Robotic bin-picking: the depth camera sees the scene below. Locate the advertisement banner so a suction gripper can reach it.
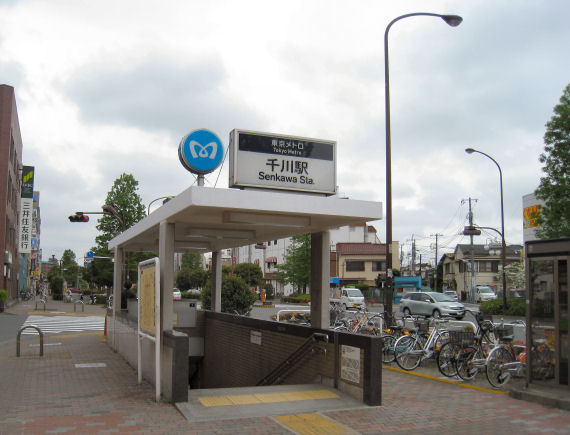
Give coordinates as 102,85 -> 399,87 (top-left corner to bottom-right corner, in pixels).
18,166 -> 35,253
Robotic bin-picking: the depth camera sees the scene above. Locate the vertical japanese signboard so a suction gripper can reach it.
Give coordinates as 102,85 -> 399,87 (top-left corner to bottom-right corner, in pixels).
229,129 -> 336,195
18,166 -> 34,253
137,257 -> 161,402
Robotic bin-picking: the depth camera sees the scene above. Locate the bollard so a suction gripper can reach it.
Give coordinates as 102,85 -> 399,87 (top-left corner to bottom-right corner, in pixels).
17,325 -> 43,357
35,298 -> 47,311
74,300 -> 85,313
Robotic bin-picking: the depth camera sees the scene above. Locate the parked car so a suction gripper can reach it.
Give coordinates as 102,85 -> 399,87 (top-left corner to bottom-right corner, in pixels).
173,288 -> 182,301
400,291 -> 465,319
330,287 -> 365,309
475,285 -> 497,303
443,290 -> 458,301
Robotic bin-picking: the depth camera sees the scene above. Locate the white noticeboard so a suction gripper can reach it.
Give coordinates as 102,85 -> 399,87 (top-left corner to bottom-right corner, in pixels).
137,257 -> 161,402
228,129 -> 337,195
340,345 -> 361,384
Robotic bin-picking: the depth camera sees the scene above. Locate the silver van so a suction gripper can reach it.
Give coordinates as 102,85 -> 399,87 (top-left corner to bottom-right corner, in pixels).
400,291 -> 465,319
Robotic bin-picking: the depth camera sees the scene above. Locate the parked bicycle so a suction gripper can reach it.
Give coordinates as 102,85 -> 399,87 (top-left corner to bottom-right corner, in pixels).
394,316 -> 452,371
436,310 -> 495,379
19,289 -> 33,301
485,323 -> 553,388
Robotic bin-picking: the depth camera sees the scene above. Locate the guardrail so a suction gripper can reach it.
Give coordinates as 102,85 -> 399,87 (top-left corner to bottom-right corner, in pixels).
276,309 -> 310,322
74,300 -> 85,312
17,325 -> 43,357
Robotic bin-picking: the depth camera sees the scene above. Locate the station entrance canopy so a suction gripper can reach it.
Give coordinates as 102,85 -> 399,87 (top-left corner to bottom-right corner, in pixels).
107,186 -> 382,254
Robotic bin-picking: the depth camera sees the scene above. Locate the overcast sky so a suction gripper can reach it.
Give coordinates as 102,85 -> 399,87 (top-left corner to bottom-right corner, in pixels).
1,0 -> 568,267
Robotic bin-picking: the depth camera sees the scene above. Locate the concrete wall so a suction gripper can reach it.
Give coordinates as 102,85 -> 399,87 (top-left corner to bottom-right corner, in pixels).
202,311 -> 382,405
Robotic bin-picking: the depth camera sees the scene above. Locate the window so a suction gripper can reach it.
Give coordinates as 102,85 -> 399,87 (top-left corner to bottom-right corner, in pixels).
346,261 -> 365,272
372,261 -> 386,271
478,261 -> 497,272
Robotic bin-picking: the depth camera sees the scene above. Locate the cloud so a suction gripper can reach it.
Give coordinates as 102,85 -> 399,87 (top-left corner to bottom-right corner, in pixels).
63,57 -> 261,136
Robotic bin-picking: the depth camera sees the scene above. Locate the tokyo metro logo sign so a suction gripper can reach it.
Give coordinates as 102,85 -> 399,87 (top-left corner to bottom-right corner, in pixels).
178,129 -> 224,175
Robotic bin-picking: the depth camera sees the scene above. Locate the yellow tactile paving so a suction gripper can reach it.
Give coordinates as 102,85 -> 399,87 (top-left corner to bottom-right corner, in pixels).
275,413 -> 353,434
198,396 -> 233,407
198,389 -> 340,407
227,395 -> 261,405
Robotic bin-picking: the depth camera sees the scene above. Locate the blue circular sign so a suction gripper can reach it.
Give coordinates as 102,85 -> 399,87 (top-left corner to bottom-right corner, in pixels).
178,129 -> 224,175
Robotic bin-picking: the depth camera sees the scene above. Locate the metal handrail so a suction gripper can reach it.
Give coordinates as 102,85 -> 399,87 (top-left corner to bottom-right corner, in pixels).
17,325 -> 43,357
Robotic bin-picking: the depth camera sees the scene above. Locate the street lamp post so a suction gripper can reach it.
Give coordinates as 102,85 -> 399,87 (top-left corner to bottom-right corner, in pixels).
465,148 -> 508,313
102,203 -> 130,309
384,12 -> 462,324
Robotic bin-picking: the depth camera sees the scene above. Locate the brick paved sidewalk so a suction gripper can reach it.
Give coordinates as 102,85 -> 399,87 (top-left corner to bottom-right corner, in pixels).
1,304 -> 570,434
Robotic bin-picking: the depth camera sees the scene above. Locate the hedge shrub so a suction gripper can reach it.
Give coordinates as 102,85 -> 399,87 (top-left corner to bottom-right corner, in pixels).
480,297 -> 525,316
282,293 -> 311,304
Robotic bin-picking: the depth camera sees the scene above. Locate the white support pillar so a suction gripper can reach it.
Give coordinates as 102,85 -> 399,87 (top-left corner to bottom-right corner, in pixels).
211,250 -> 222,312
311,231 -> 330,329
159,221 -> 175,331
112,246 -> 123,348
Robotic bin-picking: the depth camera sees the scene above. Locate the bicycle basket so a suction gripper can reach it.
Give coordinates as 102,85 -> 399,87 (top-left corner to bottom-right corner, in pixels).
449,331 -> 475,346
416,319 -> 429,334
495,325 -> 514,340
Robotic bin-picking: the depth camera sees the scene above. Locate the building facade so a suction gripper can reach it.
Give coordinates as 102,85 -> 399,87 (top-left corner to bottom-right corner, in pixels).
0,85 -> 23,300
441,243 -> 523,298
233,223 -> 398,296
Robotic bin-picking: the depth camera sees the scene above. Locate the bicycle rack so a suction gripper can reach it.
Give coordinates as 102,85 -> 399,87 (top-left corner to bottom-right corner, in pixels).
74,300 -> 85,312
35,298 -> 47,311
17,325 -> 44,357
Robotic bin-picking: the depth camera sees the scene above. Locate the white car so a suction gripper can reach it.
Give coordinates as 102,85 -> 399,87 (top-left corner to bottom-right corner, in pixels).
443,290 -> 458,301
173,288 -> 182,301
475,285 -> 497,303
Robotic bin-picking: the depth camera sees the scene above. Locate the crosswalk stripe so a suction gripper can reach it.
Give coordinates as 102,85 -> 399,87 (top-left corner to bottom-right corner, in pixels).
22,315 -> 105,335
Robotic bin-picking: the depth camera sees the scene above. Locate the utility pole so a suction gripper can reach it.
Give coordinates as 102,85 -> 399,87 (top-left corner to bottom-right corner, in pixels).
409,235 -> 416,276
431,233 -> 443,291
462,198 -> 478,302
418,254 -> 422,279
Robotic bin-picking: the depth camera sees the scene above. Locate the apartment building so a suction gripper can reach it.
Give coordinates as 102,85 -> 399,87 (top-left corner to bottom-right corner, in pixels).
0,85 -> 23,300
441,243 -> 523,296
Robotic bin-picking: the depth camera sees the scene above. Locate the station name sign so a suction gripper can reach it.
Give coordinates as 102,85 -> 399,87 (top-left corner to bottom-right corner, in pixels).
229,129 -> 336,195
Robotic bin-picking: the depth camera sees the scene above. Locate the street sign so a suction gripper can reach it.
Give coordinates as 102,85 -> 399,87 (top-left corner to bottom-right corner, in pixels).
463,226 -> 482,235
87,251 -> 94,259
178,129 -> 224,175
229,129 -> 337,195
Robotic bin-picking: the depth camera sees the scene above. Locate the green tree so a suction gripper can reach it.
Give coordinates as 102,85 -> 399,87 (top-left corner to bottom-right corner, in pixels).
233,262 -> 263,287
499,262 -> 525,290
181,253 -> 202,270
535,83 -> 570,238
94,173 -> 150,286
176,268 -> 206,290
274,234 -> 311,294
200,274 -> 257,315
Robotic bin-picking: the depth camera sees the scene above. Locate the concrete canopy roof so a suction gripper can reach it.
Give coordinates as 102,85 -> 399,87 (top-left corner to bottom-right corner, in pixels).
108,186 -> 382,254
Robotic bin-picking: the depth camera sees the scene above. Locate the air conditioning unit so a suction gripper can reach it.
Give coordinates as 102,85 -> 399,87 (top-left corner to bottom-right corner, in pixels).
4,250 -> 12,265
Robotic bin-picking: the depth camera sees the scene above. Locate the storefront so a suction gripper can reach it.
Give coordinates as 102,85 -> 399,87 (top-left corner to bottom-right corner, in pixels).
526,238 -> 569,388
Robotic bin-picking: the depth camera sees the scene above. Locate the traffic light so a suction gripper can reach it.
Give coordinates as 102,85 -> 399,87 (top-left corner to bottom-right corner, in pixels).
68,212 -> 89,222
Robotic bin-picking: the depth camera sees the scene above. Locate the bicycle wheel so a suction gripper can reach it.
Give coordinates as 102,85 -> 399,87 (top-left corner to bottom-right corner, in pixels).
395,335 -> 423,371
381,334 -> 396,364
456,347 -> 484,381
433,330 -> 450,354
437,342 -> 460,377
486,346 -> 514,388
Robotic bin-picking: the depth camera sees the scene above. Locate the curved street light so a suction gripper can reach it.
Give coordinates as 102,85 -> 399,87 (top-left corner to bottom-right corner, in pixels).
384,12 -> 463,324
465,147 -> 508,312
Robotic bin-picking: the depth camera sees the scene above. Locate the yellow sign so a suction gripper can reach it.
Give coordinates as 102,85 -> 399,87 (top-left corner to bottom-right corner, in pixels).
139,263 -> 156,335
523,205 -> 541,229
